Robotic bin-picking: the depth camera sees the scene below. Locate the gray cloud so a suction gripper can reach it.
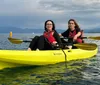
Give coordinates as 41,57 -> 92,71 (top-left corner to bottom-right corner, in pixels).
0,0 -> 100,30
38,0 -> 100,29
38,0 -> 100,11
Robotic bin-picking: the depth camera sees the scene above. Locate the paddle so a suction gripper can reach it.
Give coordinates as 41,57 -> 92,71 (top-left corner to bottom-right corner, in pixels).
8,32 -> 98,50
8,31 -> 100,43
8,37 -> 31,44
73,43 -> 97,50
61,36 -> 100,40
8,31 -> 31,44
8,36 -> 100,44
8,37 -> 97,50
82,36 -> 100,40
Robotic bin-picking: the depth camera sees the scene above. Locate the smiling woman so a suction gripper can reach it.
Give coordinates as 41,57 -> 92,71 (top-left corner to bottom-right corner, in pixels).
59,19 -> 84,49
28,20 -> 62,51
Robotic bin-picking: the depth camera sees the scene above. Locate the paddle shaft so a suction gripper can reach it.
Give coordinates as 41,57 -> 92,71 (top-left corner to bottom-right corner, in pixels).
82,37 -> 89,39
8,36 -> 100,43
62,37 -> 89,39
23,40 -> 31,42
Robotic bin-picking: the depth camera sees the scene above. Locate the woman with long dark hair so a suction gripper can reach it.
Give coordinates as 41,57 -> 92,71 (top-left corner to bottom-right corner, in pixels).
28,20 -> 62,51
59,19 -> 83,48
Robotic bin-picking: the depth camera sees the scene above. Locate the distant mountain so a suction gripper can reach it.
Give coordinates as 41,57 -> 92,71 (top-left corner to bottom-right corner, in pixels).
0,27 -> 65,33
84,28 -> 100,33
0,27 -> 44,33
0,26 -> 100,33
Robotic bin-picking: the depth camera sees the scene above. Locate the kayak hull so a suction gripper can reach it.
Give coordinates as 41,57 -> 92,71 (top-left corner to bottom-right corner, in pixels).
0,44 -> 98,69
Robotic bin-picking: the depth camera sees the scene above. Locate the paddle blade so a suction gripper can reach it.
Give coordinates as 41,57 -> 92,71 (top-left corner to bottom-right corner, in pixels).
74,43 -> 97,50
88,36 -> 100,40
8,38 -> 23,44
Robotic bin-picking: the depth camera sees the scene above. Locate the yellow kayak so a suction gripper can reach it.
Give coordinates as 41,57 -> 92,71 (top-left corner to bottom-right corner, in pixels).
0,43 -> 98,70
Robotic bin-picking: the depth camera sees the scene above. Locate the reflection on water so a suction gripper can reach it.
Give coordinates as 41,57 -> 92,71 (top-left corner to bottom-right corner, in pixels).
0,60 -> 88,85
0,33 -> 100,85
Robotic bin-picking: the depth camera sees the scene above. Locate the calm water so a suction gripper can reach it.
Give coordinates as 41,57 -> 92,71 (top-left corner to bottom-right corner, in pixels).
0,33 -> 100,85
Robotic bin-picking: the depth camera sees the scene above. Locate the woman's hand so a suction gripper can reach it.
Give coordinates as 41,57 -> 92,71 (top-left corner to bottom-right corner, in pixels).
73,32 -> 81,41
59,33 -> 62,37
73,35 -> 78,41
52,41 -> 57,46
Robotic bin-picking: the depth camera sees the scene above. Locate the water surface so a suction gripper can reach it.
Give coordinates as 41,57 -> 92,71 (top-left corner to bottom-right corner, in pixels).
0,33 -> 100,85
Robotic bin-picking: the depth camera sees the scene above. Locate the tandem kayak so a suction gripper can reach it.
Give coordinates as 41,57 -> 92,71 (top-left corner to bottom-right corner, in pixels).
0,43 -> 98,70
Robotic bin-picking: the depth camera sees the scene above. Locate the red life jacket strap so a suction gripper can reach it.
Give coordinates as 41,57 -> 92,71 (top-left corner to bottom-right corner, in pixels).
43,31 -> 56,43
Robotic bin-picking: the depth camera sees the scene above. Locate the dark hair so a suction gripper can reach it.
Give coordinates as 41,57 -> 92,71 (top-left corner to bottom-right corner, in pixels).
44,20 -> 55,31
68,19 -> 80,30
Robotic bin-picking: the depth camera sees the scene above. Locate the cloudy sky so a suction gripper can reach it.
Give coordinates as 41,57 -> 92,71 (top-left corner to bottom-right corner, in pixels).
0,0 -> 100,30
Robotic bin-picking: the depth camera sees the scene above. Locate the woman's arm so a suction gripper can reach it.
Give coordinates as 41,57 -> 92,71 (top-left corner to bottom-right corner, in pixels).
53,31 -> 62,44
61,30 -> 69,38
73,31 -> 81,40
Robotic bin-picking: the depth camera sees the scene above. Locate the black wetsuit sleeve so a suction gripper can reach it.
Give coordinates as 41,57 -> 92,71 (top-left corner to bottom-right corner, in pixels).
76,28 -> 81,33
61,30 -> 69,37
53,30 -> 62,44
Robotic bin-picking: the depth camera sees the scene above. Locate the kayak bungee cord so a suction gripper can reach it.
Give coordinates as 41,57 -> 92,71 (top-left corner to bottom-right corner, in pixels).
61,49 -> 68,68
